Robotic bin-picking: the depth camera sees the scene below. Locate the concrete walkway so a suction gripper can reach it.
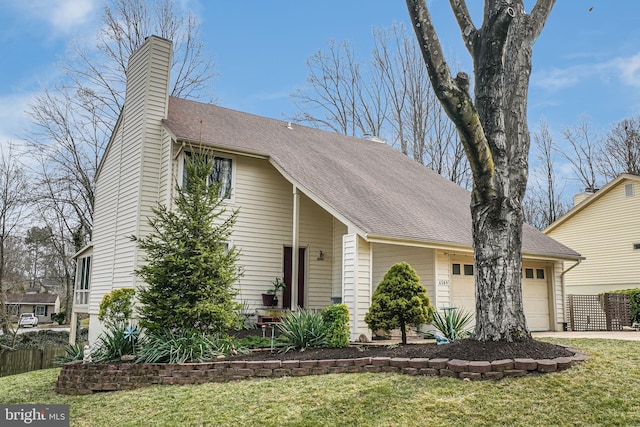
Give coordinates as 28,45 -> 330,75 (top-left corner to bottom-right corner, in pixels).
533,330 -> 640,341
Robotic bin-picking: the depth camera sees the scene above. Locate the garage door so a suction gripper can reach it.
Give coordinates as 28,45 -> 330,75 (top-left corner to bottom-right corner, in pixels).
449,261 -> 550,332
522,264 -> 550,331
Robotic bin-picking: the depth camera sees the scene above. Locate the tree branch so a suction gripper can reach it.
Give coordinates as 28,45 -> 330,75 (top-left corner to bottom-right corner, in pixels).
528,0 -> 556,40
448,0 -> 477,54
405,0 -> 495,199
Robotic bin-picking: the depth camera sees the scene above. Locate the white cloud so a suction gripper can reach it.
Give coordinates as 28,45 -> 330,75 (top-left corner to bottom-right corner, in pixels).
0,92 -> 36,146
13,0 -> 98,36
534,51 -> 640,92
532,65 -> 589,91
610,52 -> 640,88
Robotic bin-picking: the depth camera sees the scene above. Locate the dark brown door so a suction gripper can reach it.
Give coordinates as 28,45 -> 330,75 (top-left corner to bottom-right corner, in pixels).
283,247 -> 306,309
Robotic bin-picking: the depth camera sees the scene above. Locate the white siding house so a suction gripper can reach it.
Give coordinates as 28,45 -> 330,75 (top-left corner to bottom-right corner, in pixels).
75,36 -> 581,344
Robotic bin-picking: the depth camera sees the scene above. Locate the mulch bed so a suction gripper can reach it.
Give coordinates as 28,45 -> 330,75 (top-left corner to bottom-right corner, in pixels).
229,329 -> 575,362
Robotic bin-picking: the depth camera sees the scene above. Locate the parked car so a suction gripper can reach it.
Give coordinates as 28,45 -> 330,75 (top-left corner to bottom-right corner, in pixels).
18,313 -> 38,328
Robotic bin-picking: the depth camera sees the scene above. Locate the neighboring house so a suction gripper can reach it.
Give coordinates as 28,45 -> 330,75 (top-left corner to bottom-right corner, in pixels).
545,174 -> 640,296
5,293 -> 61,324
73,35 -> 581,344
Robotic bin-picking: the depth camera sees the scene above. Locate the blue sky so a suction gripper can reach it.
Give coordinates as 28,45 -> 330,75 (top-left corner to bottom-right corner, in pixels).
1,0 -> 639,186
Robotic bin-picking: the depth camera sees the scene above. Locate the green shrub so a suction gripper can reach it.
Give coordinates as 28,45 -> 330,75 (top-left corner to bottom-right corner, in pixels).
321,304 -> 350,348
91,324 -> 142,363
365,262 -> 435,345
98,288 -> 136,328
278,309 -> 328,350
136,331 -> 243,363
56,343 -> 84,365
606,289 -> 640,323
234,335 -> 286,349
428,308 -> 473,341
51,312 -> 66,325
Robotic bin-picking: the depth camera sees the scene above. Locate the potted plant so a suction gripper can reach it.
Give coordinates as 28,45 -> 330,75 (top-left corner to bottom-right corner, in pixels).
261,277 -> 286,307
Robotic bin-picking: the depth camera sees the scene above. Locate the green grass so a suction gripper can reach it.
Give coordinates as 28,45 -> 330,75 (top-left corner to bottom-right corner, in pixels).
2,339 -> 640,426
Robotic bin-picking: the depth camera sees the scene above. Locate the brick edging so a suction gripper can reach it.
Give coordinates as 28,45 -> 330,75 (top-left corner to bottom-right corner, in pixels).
54,347 -> 587,395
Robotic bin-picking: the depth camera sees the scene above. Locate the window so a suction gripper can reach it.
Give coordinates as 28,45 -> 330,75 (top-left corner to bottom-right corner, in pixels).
536,269 -> 545,279
35,306 -> 47,316
463,264 -> 474,276
7,304 -> 18,315
211,157 -> 233,199
452,263 -> 461,275
75,255 -> 91,305
625,183 -> 635,198
183,153 -> 233,199
634,243 -> 640,251
524,268 -> 534,279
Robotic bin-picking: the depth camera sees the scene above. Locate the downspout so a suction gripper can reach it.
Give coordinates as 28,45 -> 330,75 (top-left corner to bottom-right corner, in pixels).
560,259 -> 582,327
292,185 -> 300,310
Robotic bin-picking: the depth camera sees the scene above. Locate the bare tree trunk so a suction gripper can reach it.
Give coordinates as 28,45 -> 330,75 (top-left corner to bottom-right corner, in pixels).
407,0 -> 556,341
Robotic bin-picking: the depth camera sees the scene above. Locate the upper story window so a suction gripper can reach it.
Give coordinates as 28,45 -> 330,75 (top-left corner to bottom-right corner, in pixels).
75,255 -> 91,305
183,153 -> 233,200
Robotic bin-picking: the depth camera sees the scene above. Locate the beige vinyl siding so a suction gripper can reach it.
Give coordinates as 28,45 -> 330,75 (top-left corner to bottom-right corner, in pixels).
371,244 -> 435,303
342,234 -> 357,338
332,219 -> 348,299
298,193 -> 333,309
552,261 -> 565,329
547,179 -> 640,292
228,156 -> 293,307
90,37 -> 171,321
356,236 -> 372,338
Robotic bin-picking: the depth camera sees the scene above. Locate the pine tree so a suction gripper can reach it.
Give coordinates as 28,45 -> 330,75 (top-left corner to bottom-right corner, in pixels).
364,262 -> 434,344
133,150 -> 243,335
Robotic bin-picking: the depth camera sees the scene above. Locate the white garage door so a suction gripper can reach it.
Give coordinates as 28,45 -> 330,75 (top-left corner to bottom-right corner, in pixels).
522,264 -> 550,331
449,261 -> 550,332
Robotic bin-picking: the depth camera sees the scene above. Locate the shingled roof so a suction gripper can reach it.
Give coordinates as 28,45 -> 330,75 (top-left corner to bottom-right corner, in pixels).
5,293 -> 59,304
165,96 -> 580,260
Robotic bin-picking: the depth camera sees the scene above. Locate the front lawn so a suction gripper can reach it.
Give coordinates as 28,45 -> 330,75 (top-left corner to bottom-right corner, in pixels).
1,339 -> 639,426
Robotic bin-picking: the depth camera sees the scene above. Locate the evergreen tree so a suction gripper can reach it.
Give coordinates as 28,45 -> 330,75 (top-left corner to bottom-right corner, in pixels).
364,262 -> 434,344
133,151 -> 243,335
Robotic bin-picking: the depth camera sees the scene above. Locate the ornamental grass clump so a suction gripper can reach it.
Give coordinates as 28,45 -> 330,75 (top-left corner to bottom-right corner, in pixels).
136,330 -> 243,363
429,307 -> 473,341
278,309 -> 328,350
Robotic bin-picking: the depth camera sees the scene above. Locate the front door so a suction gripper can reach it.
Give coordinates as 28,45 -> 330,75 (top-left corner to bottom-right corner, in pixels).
283,247 -> 306,309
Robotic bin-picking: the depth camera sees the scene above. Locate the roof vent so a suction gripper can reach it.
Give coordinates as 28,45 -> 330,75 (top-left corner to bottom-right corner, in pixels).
363,133 -> 385,143
286,122 -> 293,130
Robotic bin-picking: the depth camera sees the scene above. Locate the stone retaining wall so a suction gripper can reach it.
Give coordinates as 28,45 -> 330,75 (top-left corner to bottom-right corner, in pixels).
55,349 -> 587,395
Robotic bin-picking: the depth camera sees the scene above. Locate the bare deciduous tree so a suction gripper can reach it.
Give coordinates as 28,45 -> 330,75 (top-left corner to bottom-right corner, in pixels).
599,116 -> 640,180
406,0 -> 555,341
293,24 -> 470,188
0,146 -> 28,336
24,0 -> 215,323
524,118 -> 567,229
560,115 -> 602,192
291,40 -> 385,137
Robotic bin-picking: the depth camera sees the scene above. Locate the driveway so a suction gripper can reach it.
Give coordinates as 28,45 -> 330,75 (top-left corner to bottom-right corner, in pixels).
533,330 -> 640,341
